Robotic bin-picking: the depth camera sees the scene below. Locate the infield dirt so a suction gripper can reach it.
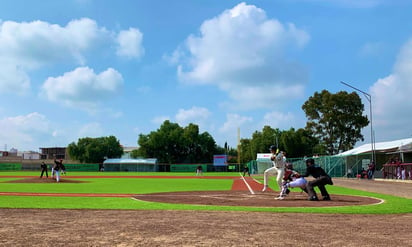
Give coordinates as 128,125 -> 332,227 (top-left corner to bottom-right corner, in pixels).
1,177 -> 411,246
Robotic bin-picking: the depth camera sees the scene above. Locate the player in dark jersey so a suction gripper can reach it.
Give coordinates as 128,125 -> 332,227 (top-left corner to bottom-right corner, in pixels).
301,158 -> 333,201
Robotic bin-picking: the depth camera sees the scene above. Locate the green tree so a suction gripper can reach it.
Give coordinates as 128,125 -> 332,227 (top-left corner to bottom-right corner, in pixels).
239,138 -> 252,163
280,128 -> 318,157
133,120 -> 219,164
238,126 -> 283,162
302,90 -> 369,155
68,136 -> 124,163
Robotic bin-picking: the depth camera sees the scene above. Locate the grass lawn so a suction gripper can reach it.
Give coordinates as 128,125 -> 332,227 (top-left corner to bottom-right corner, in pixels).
0,171 -> 411,214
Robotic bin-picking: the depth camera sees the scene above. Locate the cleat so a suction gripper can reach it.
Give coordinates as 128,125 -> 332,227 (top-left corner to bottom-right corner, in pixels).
262,185 -> 268,192
323,196 -> 331,201
309,196 -> 319,201
275,196 -> 284,200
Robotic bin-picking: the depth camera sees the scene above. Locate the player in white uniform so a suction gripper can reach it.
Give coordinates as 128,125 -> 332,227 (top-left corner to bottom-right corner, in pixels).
262,145 -> 286,192
275,163 -> 308,200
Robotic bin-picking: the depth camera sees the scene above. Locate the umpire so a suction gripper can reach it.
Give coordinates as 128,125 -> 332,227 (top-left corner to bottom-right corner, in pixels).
301,158 -> 333,201
40,162 -> 48,178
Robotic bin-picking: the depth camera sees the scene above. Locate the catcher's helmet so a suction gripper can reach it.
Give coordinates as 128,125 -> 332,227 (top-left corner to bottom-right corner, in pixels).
286,163 -> 293,169
305,158 -> 315,165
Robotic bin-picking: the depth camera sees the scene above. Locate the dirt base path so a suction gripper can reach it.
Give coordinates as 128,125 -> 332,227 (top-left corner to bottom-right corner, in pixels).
1,177 -> 411,246
134,177 -> 381,207
1,209 -> 411,246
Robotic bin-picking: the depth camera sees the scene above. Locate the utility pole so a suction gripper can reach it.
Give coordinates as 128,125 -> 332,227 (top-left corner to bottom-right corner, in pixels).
237,127 -> 240,165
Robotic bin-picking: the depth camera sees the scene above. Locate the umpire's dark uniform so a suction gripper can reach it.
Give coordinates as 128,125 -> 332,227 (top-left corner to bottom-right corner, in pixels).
243,166 -> 250,176
301,158 -> 333,201
40,162 -> 48,178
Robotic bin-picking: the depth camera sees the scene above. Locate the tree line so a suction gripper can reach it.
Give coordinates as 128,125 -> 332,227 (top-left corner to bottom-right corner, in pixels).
68,90 -> 368,164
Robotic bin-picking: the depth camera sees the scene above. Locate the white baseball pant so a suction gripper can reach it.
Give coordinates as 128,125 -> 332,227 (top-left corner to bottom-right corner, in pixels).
263,166 -> 285,191
280,177 -> 307,196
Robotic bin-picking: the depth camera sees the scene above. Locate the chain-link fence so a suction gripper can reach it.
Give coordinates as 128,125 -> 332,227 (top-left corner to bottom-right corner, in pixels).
252,155 -> 348,177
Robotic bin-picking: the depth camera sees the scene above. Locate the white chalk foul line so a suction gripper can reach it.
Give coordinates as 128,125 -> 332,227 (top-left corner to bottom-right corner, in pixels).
252,177 -> 262,184
240,173 -> 255,195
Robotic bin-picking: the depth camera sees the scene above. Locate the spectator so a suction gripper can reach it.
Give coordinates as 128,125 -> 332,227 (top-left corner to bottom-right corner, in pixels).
401,166 -> 406,180
409,168 -> 412,180
396,165 -> 401,179
360,168 -> 367,179
367,161 -> 375,179
347,168 -> 353,178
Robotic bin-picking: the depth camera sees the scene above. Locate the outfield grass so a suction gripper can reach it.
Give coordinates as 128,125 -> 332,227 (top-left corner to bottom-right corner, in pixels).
0,171 -> 411,214
0,171 -> 240,177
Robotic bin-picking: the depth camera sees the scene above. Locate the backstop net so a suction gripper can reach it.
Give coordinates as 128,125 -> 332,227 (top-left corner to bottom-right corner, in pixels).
255,153 -> 346,177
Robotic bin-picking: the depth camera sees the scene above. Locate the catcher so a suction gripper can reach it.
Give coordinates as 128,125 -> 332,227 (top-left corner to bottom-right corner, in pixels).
275,163 -> 308,200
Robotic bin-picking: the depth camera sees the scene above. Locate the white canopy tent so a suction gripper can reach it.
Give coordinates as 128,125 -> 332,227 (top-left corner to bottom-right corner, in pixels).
337,137 -> 412,161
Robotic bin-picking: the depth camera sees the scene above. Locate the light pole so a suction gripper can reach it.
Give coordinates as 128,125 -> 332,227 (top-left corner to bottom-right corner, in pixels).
340,81 -> 376,163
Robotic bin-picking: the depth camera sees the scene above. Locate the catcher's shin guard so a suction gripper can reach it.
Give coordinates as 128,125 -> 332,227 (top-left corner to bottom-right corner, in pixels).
280,183 -> 289,196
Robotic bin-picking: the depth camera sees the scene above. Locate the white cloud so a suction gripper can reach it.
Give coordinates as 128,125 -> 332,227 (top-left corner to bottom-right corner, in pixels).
359,42 -> 384,57
77,122 -> 104,138
173,2 -> 309,110
152,107 -> 212,130
297,0 -> 384,8
0,18 -> 143,95
219,113 -> 253,134
116,28 -> 144,59
175,106 -> 211,126
0,64 -> 31,94
152,116 -> 170,125
262,111 -> 300,130
0,18 -> 102,69
369,38 -> 412,141
40,67 -> 123,112
216,113 -> 253,147
0,18 -> 103,94
0,112 -> 52,151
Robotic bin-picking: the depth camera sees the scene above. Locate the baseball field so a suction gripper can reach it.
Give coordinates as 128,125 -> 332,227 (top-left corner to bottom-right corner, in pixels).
1,171 -> 411,246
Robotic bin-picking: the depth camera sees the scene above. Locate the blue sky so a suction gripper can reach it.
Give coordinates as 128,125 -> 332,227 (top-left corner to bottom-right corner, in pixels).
1,0 -> 412,152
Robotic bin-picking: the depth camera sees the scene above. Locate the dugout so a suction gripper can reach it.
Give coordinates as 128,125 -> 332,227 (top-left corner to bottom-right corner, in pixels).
103,158 -> 158,172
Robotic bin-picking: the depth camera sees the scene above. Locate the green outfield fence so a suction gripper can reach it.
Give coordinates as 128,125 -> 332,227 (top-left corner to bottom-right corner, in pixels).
1,154 -> 382,178
0,162 -> 99,171
0,163 -> 22,171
